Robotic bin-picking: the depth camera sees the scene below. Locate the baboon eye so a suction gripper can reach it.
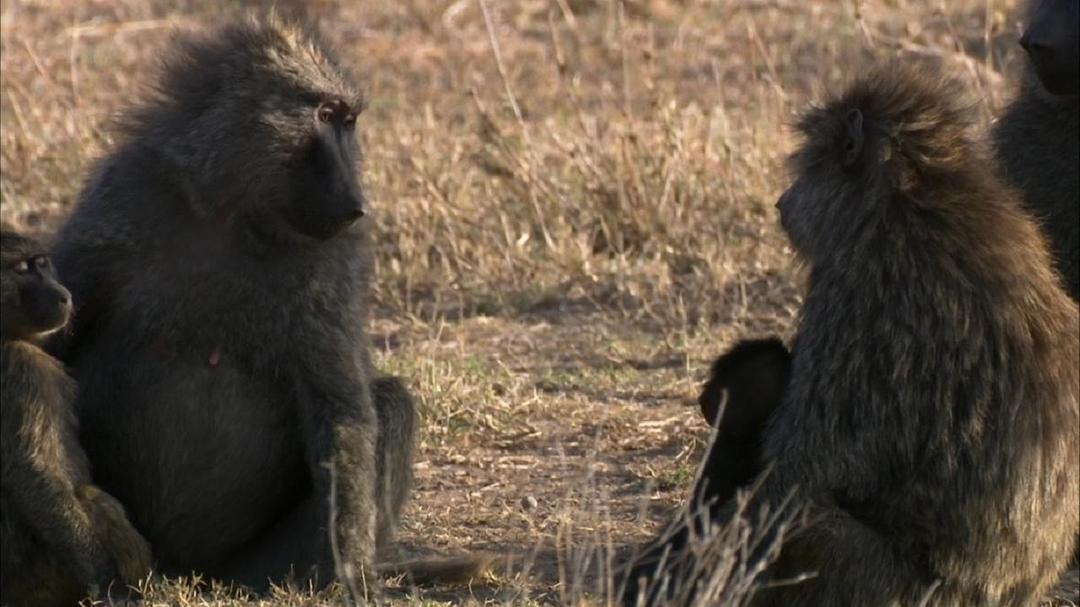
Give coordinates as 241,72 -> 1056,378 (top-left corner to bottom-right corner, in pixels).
317,99 -> 350,125
343,113 -> 357,128
317,104 -> 336,123
13,259 -> 30,273
33,256 -> 49,269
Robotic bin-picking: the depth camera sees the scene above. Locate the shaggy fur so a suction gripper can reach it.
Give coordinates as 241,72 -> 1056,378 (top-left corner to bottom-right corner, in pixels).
623,63 -> 1080,607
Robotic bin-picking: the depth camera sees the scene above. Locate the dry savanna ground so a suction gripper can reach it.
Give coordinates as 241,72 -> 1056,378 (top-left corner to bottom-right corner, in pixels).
0,0 -> 1036,605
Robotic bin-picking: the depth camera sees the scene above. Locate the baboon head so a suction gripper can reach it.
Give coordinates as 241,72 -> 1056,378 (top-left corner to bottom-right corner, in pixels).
126,16 -> 367,243
776,65 -> 977,266
1020,0 -> 1079,97
1,231 -> 72,341
697,338 -> 790,429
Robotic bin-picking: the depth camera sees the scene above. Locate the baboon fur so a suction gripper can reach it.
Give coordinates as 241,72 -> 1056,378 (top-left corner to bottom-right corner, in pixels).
1,230 -> 152,606
623,64 -> 1080,607
49,16 -> 416,591
993,0 -> 1079,301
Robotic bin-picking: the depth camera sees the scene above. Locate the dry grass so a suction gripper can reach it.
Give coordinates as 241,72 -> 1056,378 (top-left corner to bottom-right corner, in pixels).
0,0 -> 1032,605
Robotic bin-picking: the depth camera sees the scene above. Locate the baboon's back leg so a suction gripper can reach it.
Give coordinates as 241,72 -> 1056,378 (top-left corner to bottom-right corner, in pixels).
215,493 -> 331,592
372,376 -> 418,552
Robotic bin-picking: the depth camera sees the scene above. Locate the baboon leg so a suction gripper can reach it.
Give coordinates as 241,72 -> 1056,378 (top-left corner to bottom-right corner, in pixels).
0,497 -> 83,607
216,377 -> 417,592
750,509 -> 926,607
77,485 -> 153,588
216,493 -> 331,592
372,375 -> 418,552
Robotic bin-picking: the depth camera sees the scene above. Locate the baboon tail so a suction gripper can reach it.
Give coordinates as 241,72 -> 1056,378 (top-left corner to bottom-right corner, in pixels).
378,554 -> 500,585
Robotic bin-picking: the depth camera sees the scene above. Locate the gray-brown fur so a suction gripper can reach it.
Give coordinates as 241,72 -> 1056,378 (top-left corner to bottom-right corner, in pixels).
1,230 -> 151,606
993,0 -> 1078,301
372,376 -> 418,553
48,16 -> 409,591
623,64 -> 1080,607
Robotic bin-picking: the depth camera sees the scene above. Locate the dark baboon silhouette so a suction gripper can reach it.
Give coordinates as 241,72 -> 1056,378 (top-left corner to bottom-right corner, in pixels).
1,230 -> 152,607
994,0 -> 1078,300
619,338 -> 792,605
995,0 -> 1079,567
622,64 -> 1080,607
48,16 -> 414,591
693,337 -> 790,510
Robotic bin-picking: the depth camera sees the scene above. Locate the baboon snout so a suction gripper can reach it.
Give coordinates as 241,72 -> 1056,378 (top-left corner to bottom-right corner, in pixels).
335,187 -> 366,223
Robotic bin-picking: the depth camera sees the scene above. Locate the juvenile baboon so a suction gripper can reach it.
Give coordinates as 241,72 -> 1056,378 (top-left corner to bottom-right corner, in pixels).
693,337 -> 790,509
994,0 -> 1079,300
619,338 -> 792,605
622,64 -> 1080,607
48,16 -> 415,591
1,230 -> 152,606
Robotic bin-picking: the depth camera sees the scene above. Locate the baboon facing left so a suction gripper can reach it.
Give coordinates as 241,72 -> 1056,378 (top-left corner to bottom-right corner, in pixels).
622,64 -> 1080,607
994,0 -> 1078,300
1,229 -> 152,606
619,337 -> 792,606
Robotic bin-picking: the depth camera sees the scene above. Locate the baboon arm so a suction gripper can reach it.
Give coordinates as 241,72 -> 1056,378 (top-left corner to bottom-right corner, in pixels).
290,354 -> 378,581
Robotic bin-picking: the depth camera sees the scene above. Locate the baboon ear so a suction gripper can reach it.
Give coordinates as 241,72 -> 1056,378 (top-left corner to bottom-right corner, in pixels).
842,109 -> 864,167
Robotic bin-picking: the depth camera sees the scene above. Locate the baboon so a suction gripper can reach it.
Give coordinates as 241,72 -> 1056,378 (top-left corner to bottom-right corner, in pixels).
693,337 -> 790,505
692,338 -> 790,507
1,230 -> 152,606
622,64 -> 1080,607
48,17 -> 418,591
619,338 -> 792,605
995,0 -> 1079,566
994,0 -> 1079,301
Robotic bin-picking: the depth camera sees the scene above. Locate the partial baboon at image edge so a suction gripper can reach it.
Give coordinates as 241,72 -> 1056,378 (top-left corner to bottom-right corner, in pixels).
994,0 -> 1079,301
1,230 -> 152,606
621,62 -> 1080,607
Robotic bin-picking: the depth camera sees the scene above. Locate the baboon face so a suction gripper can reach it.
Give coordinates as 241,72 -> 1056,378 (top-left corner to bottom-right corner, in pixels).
283,98 -> 367,240
1021,0 -> 1079,97
1,232 -> 72,339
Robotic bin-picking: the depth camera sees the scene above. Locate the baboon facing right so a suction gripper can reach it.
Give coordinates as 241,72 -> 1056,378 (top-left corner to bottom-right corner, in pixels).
622,64 -> 1080,607
1,229 -> 152,606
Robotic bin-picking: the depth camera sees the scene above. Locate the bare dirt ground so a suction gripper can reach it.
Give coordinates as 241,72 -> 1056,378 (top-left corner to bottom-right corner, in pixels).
0,0 -> 1037,604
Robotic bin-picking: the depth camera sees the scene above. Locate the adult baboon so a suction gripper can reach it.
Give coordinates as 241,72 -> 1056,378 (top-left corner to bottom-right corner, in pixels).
622,64 -> 1080,607
994,0 -> 1078,300
1,230 -> 152,606
49,17 -> 416,591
